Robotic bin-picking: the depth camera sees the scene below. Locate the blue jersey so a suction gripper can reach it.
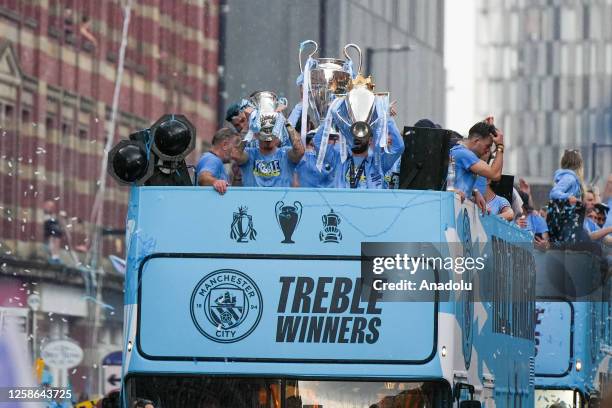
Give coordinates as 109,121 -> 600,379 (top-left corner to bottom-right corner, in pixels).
450,144 -> 480,196
474,176 -> 487,196
384,157 -> 401,189
240,146 -> 297,187
195,152 -> 228,182
295,150 -> 335,188
526,213 -> 548,234
584,217 -> 600,234
314,117 -> 404,189
486,195 -> 511,216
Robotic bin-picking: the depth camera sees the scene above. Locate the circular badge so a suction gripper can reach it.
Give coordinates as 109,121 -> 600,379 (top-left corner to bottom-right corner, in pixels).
190,269 -> 263,343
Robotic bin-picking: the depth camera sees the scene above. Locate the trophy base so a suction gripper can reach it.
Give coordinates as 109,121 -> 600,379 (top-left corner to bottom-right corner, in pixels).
281,239 -> 295,244
324,235 -> 339,243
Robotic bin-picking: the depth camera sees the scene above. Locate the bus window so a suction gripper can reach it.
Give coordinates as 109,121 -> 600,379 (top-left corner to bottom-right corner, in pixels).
125,376 -> 452,408
285,380 -> 451,408
535,389 -> 584,408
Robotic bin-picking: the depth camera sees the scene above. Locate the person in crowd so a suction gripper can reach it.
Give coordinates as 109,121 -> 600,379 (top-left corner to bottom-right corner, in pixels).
518,178 -> 535,209
584,187 -> 598,211
484,178 -> 514,221
450,118 -> 504,212
516,191 -> 549,249
313,115 -> 404,189
510,187 -> 524,219
547,149 -> 586,244
43,200 -> 64,264
539,206 -> 548,218
196,128 -> 238,194
225,100 -> 253,134
232,114 -> 304,187
593,203 -> 609,227
584,212 -> 612,245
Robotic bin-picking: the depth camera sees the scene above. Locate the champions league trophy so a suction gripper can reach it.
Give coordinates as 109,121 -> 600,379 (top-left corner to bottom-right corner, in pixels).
298,40 -> 363,128
275,201 -> 302,244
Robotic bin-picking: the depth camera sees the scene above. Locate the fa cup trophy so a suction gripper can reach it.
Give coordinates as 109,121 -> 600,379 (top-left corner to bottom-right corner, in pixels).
249,91 -> 283,139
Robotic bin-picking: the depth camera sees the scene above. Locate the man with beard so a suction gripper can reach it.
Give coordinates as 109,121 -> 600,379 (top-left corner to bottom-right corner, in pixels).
232,113 -> 304,187
313,117 -> 404,189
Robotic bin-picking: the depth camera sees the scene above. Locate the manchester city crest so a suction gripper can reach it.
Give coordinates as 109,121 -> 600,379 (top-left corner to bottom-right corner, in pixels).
190,269 -> 263,343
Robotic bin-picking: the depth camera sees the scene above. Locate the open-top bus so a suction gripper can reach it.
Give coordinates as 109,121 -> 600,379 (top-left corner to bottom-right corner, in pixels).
534,249 -> 612,408
118,186 -> 536,408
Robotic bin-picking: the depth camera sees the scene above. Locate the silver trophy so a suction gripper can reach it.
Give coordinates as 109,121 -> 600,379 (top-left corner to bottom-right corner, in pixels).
346,75 -> 389,140
299,41 -> 363,127
249,91 -> 281,140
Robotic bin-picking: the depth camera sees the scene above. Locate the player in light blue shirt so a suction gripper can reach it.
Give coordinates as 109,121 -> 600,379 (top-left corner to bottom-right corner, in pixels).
449,119 -> 505,212
295,132 -> 335,188
233,113 -> 304,187
313,116 -> 404,189
196,128 -> 237,194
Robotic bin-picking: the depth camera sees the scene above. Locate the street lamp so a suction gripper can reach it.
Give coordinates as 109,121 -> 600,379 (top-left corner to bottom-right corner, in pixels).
365,44 -> 412,76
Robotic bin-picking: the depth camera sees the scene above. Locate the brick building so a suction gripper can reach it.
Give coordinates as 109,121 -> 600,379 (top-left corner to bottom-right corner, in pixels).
0,0 -> 219,260
0,0 -> 219,399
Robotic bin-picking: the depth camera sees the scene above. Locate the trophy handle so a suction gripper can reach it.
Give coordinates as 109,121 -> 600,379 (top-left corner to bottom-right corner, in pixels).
343,43 -> 363,74
294,201 -> 303,224
299,40 -> 318,73
275,201 -> 284,228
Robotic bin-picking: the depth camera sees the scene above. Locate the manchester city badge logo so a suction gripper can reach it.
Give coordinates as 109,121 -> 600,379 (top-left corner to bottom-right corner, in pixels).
190,269 -> 263,343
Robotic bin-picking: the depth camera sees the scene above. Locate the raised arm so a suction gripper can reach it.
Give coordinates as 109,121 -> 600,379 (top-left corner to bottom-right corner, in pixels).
286,123 -> 305,164
469,128 -> 504,181
231,138 -> 249,166
381,118 -> 405,173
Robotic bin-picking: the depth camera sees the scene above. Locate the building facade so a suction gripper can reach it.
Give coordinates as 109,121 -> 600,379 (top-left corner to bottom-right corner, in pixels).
475,0 -> 612,185
220,0 -> 445,128
0,0 -> 219,399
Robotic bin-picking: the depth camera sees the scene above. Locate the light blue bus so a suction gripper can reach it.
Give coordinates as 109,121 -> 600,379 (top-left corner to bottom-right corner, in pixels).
120,187 -> 536,408
534,250 -> 612,408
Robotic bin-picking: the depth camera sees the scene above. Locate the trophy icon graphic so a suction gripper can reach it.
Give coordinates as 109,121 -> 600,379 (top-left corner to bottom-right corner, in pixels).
319,209 -> 342,243
230,206 -> 257,243
275,201 -> 302,244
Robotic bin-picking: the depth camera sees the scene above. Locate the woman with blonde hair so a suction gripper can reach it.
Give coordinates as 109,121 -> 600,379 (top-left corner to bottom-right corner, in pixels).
547,149 -> 587,244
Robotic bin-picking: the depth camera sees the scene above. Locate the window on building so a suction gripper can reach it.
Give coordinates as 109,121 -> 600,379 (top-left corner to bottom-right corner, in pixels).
21,109 -> 32,125
2,104 -> 15,128
78,128 -> 88,140
61,122 -> 71,138
45,116 -> 55,131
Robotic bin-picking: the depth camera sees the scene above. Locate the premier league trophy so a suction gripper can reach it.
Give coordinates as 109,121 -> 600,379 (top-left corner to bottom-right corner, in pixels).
298,40 -> 363,128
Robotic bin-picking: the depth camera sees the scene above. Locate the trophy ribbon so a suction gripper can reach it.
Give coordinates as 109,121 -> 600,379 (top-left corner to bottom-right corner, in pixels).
243,109 -> 260,144
300,57 -> 315,148
375,94 -> 390,153
316,97 -> 343,171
